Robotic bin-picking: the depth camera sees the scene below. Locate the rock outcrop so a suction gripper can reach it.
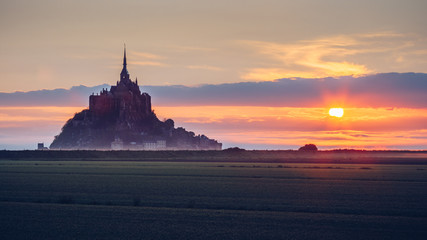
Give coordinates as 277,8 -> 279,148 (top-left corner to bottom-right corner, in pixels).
50,47 -> 221,150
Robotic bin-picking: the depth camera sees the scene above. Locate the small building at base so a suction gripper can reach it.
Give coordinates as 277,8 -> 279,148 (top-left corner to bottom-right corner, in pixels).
37,143 -> 48,150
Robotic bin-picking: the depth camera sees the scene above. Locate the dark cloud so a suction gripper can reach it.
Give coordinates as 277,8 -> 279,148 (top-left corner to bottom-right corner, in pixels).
147,73 -> 427,108
0,84 -> 109,106
1,73 -> 426,108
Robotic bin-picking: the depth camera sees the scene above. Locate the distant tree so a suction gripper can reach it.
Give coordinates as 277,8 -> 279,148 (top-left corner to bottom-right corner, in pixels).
298,144 -> 318,152
164,119 -> 174,130
223,147 -> 246,152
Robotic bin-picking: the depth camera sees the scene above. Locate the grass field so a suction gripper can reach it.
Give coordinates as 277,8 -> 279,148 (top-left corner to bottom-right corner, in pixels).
1,153 -> 426,239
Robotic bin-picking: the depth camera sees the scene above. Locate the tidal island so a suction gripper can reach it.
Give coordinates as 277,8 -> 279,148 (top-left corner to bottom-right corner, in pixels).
50,47 -> 222,150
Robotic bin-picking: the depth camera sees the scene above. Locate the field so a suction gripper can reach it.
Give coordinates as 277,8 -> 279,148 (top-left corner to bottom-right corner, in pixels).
1,151 -> 427,239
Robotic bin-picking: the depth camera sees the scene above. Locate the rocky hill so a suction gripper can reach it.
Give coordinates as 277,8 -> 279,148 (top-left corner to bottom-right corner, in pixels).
50,48 -> 221,150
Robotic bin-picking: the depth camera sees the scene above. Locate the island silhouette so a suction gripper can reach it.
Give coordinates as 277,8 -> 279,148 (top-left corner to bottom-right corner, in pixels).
50,47 -> 221,150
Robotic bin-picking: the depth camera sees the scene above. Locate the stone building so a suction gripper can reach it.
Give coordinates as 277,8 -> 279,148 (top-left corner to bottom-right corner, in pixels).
50,46 -> 222,150
89,47 -> 152,118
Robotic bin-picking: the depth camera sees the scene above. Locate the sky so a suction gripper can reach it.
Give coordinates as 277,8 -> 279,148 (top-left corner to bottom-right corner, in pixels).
1,0 -> 427,150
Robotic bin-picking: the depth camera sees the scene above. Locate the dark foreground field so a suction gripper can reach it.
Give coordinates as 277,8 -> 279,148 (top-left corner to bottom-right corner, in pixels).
1,151 -> 427,239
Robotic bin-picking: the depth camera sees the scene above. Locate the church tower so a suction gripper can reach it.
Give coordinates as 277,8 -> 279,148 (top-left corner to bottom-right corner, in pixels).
120,45 -> 130,82
52,45 -> 222,150
89,46 -> 150,116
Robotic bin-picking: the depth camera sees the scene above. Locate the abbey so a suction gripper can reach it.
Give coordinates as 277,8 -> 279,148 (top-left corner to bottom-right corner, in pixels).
50,47 -> 222,150
89,47 -> 152,117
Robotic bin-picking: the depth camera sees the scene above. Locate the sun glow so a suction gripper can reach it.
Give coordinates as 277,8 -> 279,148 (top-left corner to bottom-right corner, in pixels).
329,108 -> 344,117
2,106 -> 427,149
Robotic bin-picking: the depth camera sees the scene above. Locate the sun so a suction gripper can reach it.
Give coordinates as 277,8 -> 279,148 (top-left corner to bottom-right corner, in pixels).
329,108 -> 344,117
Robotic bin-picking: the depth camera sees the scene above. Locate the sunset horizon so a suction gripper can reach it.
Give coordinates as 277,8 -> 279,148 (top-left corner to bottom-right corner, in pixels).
1,1 -> 427,239
1,1 -> 427,150
1,71 -> 427,150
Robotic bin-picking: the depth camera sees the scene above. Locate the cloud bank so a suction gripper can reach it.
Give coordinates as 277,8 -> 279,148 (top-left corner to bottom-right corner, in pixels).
1,73 -> 427,150
147,73 -> 427,108
3,73 -> 425,108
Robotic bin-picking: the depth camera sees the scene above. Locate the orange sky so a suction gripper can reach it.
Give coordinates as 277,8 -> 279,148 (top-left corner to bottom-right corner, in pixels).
2,106 -> 426,150
155,106 -> 427,149
1,1 -> 427,92
1,1 -> 426,149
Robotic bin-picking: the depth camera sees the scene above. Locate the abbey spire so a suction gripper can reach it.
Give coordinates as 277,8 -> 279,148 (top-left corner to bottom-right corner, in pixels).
123,44 -> 127,67
120,45 -> 130,82
51,46 -> 222,150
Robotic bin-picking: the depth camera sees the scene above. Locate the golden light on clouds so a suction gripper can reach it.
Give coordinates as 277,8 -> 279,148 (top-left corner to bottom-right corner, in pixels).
154,106 -> 427,149
0,106 -> 84,124
186,65 -> 224,71
131,61 -> 167,67
128,51 -> 168,67
154,106 -> 427,124
240,33 -> 412,81
0,106 -> 86,148
130,51 -> 166,60
154,106 -> 328,124
1,106 -> 427,149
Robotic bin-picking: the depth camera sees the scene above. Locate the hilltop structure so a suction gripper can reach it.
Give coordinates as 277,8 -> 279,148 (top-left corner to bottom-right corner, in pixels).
50,47 -> 222,150
89,48 -> 152,118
